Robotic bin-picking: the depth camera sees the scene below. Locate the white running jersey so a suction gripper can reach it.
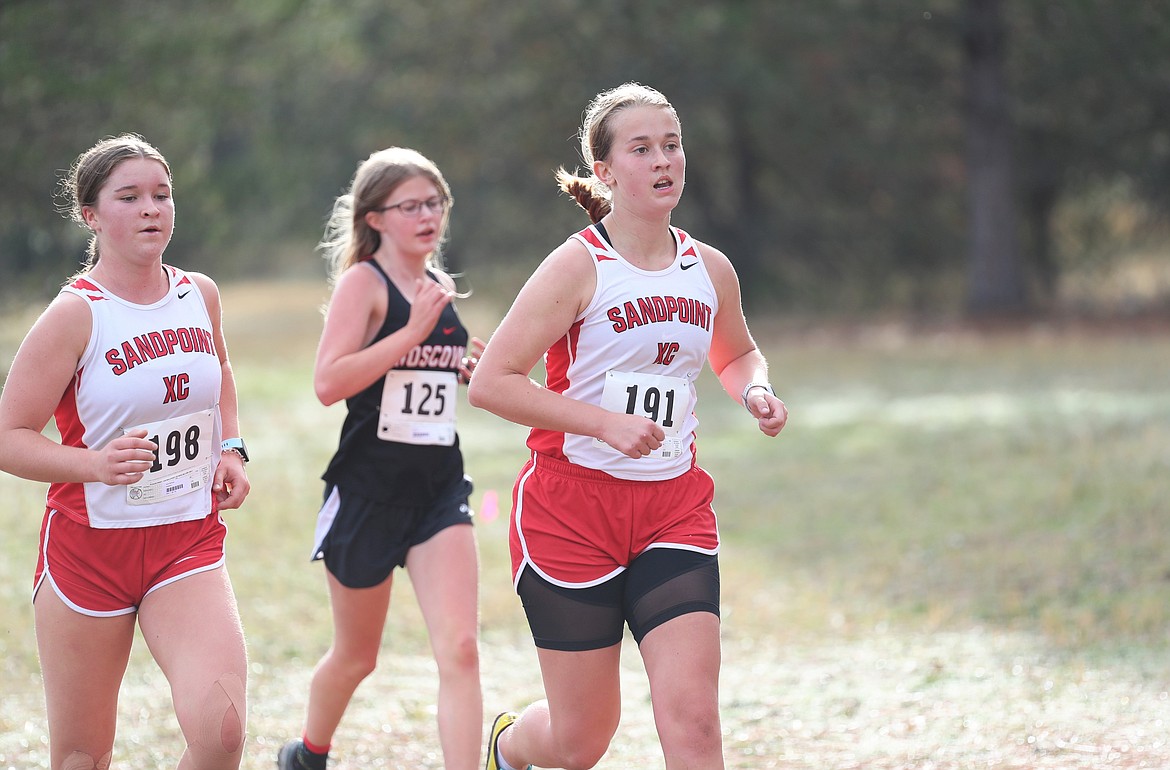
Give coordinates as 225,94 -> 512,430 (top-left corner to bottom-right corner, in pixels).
527,225 -> 718,481
47,267 -> 224,528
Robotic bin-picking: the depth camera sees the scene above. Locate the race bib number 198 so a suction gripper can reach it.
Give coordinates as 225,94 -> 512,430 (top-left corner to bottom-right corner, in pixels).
125,409 -> 215,506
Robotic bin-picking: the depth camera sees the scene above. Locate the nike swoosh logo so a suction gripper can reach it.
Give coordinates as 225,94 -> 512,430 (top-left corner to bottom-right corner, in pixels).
443,326 -> 457,335
178,290 -> 191,298
680,262 -> 698,270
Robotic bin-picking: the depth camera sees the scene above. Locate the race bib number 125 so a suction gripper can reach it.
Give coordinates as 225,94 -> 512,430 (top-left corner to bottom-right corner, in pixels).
379,370 -> 457,446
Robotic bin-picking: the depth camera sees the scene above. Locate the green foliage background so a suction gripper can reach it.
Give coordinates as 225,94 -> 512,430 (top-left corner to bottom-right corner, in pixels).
2,0 -> 1168,313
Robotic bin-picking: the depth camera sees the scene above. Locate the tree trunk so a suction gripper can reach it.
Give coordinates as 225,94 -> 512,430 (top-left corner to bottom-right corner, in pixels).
963,0 -> 1029,316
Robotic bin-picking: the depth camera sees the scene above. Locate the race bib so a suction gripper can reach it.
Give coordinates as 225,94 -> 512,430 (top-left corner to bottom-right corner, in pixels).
379,370 -> 457,446
125,409 -> 215,506
596,370 -> 692,459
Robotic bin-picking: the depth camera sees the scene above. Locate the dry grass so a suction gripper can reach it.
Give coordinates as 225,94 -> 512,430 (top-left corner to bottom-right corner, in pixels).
2,281 -> 1169,768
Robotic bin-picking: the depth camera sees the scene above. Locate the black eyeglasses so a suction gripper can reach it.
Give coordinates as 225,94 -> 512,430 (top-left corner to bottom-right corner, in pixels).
373,196 -> 448,218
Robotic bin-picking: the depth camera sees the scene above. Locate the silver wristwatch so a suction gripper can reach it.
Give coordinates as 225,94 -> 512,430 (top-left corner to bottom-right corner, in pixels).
741,382 -> 775,411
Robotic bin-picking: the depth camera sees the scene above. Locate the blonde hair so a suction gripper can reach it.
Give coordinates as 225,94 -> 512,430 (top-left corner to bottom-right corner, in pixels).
59,133 -> 172,268
556,83 -> 680,223
319,147 -> 453,286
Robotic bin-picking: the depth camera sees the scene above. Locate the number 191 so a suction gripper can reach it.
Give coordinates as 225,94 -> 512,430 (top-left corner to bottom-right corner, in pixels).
624,384 -> 675,428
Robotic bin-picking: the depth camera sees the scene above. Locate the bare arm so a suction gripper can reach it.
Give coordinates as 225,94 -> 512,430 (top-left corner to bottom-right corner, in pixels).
192,272 -> 250,509
467,241 -> 665,459
314,264 -> 453,406
703,243 -> 788,437
0,293 -> 158,484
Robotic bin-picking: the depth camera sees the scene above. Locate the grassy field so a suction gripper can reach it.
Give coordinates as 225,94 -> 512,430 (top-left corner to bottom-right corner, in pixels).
1,281 -> 1169,768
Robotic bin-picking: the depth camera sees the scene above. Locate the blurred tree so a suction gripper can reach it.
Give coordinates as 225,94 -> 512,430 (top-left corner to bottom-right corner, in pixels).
962,0 -> 1026,315
0,0 -> 1166,315
1008,0 -> 1170,301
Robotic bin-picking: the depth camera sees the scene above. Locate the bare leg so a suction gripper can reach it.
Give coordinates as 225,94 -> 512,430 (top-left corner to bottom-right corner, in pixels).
138,567 -> 248,770
406,524 -> 482,770
640,612 -> 724,770
497,644 -> 622,770
302,569 -> 392,747
34,585 -> 135,770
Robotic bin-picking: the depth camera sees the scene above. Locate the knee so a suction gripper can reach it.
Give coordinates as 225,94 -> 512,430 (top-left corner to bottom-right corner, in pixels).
189,672 -> 247,756
342,651 -> 380,682
552,724 -> 614,770
659,698 -> 722,759
677,712 -> 721,756
555,743 -> 608,770
60,750 -> 112,770
322,645 -> 379,684
434,632 -> 479,677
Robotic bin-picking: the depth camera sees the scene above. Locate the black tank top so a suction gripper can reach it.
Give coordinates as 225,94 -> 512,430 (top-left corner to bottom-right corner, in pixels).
322,259 -> 469,504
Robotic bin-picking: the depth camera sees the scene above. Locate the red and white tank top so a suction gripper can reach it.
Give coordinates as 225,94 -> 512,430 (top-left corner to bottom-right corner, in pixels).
527,225 -> 719,481
47,266 -> 223,528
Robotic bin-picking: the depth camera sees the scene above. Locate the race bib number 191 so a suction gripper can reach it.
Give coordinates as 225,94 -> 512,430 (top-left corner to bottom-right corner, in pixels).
596,370 -> 692,459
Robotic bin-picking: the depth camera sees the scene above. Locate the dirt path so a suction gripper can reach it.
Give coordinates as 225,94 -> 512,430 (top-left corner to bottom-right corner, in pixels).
6,627 -> 1166,768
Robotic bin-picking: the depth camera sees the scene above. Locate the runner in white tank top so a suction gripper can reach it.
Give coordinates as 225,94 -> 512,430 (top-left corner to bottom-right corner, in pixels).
0,135 -> 251,770
528,223 -> 717,480
50,265 -> 224,528
469,83 -> 788,770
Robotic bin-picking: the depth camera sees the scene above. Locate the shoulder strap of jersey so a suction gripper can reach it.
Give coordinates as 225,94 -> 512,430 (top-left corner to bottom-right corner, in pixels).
571,224 -> 620,263
61,276 -> 107,303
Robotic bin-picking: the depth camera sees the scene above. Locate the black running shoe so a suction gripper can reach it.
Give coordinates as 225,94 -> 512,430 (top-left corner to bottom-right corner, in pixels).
277,740 -> 327,770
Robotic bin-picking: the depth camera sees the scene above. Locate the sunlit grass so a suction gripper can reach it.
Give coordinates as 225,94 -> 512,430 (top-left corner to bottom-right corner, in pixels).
704,325 -> 1170,652
2,284 -> 1169,768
